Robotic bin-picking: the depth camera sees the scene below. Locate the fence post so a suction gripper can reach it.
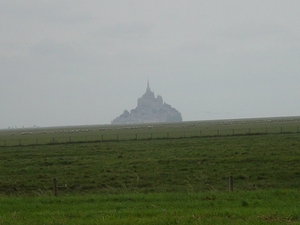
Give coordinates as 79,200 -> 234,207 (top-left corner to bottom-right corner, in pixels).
53,178 -> 58,197
229,176 -> 233,192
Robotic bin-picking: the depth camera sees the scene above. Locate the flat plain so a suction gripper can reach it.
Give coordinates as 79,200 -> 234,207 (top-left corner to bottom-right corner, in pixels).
1,117 -> 300,224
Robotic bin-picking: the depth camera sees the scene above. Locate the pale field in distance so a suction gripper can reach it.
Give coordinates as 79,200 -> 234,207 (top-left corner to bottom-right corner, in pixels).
1,116 -> 300,146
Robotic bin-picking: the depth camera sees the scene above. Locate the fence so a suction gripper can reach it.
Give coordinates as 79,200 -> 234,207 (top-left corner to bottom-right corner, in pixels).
49,175 -> 258,196
0,125 -> 299,147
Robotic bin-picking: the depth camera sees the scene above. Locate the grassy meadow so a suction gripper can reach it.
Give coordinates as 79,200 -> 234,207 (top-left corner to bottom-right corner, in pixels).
1,117 -> 300,224
1,190 -> 300,224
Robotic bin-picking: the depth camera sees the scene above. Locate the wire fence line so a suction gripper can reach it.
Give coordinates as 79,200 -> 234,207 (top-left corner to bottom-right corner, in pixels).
0,125 -> 299,147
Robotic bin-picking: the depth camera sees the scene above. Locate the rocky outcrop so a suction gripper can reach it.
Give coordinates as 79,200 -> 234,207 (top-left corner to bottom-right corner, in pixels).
111,82 -> 182,124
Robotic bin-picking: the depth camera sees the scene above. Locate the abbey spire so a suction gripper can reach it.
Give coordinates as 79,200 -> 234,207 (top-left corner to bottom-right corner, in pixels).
146,79 -> 150,92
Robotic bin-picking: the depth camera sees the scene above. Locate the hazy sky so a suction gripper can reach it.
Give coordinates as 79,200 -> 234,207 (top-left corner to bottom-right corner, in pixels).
1,1 -> 300,128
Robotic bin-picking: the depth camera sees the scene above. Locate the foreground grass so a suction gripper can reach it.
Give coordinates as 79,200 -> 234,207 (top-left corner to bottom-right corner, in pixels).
1,128 -> 300,224
1,133 -> 300,195
1,190 -> 300,224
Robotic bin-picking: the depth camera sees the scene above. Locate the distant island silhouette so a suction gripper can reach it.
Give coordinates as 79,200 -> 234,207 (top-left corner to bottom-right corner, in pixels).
111,81 -> 182,124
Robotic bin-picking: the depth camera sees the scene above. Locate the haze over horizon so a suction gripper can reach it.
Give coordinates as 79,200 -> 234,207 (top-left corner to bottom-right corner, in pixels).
1,1 -> 300,129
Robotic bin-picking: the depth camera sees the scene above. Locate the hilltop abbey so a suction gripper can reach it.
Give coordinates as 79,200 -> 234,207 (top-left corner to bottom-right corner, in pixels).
111,81 -> 182,124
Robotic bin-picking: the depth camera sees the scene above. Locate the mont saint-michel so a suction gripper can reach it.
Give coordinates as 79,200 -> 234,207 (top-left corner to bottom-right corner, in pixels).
111,82 -> 182,124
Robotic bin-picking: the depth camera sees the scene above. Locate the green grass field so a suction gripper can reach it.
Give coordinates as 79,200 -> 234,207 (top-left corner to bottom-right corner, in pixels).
1,133 -> 300,195
1,190 -> 300,224
1,117 -> 300,224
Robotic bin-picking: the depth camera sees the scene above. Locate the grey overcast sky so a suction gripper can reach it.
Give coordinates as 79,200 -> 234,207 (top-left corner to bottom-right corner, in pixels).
1,1 -> 300,128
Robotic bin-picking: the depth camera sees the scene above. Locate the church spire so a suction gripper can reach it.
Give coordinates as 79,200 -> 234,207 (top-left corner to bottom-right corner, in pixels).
146,79 -> 150,92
